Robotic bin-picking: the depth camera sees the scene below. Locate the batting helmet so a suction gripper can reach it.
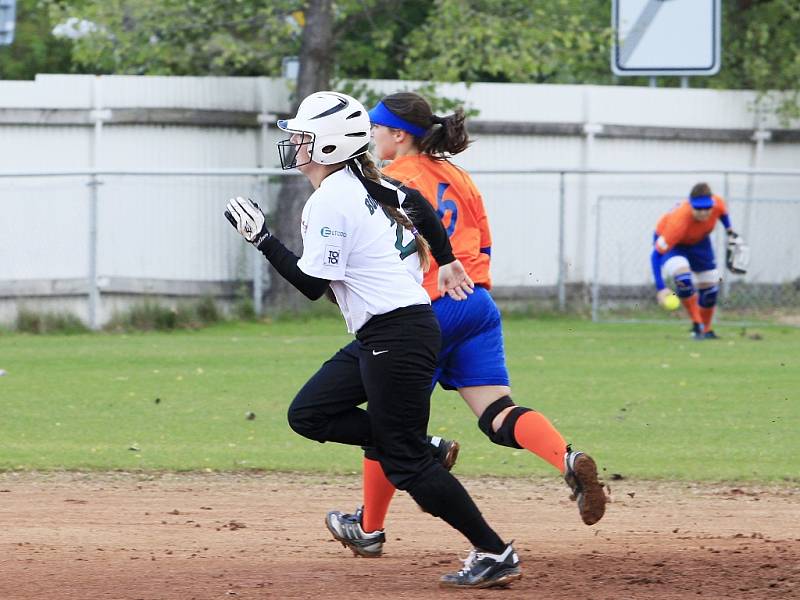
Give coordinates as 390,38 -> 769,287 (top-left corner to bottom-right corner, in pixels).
277,91 -> 370,169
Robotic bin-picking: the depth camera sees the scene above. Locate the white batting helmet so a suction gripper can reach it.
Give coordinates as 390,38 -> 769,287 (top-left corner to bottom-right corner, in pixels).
277,91 -> 370,169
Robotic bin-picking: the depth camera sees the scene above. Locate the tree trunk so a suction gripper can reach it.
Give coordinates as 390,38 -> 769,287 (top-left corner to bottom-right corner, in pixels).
268,0 -> 334,312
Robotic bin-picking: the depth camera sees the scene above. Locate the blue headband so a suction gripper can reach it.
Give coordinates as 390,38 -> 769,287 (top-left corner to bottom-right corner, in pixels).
368,101 -> 428,138
689,195 -> 714,209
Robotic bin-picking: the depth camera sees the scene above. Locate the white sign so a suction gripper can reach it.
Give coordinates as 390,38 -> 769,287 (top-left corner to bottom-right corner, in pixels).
0,0 -> 14,46
612,0 -> 721,76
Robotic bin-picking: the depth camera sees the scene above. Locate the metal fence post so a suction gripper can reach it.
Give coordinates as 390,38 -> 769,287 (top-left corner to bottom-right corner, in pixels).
252,176 -> 267,317
252,247 -> 263,317
254,78 -> 274,317
557,171 -> 566,311
87,173 -> 100,330
87,76 -> 106,330
591,196 -> 603,323
720,171 -> 731,300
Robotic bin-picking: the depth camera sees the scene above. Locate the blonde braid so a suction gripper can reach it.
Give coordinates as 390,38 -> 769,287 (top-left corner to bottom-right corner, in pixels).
355,154 -> 432,272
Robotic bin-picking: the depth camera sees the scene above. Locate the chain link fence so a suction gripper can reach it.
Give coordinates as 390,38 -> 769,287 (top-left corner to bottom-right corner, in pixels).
592,194 -> 800,325
2,168 -> 799,329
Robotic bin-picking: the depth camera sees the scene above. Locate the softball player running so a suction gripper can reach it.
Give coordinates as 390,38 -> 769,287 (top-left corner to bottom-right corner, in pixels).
225,91 -> 520,589
325,92 -> 607,566
651,183 -> 740,339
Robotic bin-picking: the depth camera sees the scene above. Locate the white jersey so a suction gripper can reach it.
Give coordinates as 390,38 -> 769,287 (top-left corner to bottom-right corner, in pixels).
297,167 -> 428,333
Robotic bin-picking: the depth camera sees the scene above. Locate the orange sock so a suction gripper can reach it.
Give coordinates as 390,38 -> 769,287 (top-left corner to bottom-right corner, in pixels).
512,410 -> 568,473
361,457 -> 396,533
681,294 -> 702,325
699,306 -> 715,332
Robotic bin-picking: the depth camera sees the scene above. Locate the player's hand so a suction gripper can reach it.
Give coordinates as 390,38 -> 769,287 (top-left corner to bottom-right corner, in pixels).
225,197 -> 271,247
656,288 -> 673,306
727,229 -> 739,240
438,259 -> 474,301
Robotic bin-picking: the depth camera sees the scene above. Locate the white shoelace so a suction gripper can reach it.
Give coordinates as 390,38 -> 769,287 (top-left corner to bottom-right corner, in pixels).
457,549 -> 480,575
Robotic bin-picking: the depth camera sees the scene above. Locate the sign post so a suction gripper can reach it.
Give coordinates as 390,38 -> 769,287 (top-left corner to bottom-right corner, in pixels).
612,0 -> 721,77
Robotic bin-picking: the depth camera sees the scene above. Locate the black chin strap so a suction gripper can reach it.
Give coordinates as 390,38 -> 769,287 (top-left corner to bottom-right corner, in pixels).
347,159 -> 401,209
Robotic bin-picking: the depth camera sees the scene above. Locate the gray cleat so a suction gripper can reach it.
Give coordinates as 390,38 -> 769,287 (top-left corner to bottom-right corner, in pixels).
439,543 -> 522,589
325,507 -> 385,558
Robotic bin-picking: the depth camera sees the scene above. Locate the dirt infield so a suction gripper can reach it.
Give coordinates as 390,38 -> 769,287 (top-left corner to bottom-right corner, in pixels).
1,472 -> 797,599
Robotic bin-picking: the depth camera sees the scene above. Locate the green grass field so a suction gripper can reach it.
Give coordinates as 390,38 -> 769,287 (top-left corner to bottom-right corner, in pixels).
1,318 -> 797,482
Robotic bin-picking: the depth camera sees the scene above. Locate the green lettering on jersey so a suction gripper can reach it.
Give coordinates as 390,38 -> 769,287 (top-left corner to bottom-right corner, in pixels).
395,223 -> 418,260
364,195 -> 378,215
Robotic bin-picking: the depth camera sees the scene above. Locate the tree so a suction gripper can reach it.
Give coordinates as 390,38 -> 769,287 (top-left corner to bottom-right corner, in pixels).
269,0 -> 332,312
712,0 -> 800,123
399,0 -> 612,85
331,0 -> 433,80
0,0 -> 75,79
45,0 -> 301,76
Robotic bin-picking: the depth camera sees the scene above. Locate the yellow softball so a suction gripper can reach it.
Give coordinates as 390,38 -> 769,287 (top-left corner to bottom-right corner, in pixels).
663,293 -> 680,311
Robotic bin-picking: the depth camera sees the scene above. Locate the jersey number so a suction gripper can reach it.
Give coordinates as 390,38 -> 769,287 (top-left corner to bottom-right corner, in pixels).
395,223 -> 417,260
437,182 -> 458,237
367,192 -> 418,260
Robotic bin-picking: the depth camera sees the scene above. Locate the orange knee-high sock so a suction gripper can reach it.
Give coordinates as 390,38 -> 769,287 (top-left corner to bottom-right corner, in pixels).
361,457 -> 396,533
681,294 -> 702,324
512,411 -> 568,473
699,306 -> 715,332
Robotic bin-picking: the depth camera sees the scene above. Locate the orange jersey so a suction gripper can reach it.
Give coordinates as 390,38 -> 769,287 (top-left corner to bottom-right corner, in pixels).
382,155 -> 491,300
654,195 -> 728,253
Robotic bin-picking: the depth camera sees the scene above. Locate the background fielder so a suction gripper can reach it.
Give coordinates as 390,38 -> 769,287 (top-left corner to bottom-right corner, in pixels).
651,182 -> 741,339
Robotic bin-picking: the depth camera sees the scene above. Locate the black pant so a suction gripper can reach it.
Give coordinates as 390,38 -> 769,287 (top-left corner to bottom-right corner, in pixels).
288,305 -> 440,489
287,304 -> 506,552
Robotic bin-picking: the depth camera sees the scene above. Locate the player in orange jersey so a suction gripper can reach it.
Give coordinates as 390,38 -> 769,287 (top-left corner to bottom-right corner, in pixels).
324,93 -> 607,572
651,183 -> 739,339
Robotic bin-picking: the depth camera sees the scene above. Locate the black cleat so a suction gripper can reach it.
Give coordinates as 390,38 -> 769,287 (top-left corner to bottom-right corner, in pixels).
325,507 -> 385,558
703,330 -> 720,340
439,543 -> 522,589
428,435 -> 460,470
691,323 -> 704,340
564,446 -> 607,526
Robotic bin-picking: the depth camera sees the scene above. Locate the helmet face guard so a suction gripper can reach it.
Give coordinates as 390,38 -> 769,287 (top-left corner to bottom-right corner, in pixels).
276,91 -> 370,170
277,129 -> 315,170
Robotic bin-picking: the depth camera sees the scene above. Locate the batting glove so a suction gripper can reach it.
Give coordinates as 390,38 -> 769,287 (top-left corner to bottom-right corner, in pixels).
225,197 -> 271,247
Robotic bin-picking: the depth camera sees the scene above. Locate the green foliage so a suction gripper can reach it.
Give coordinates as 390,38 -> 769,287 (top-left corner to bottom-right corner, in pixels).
336,79 -> 479,118
15,309 -> 89,334
0,318 -> 797,482
233,295 -> 257,321
332,0 -> 433,80
25,0 -> 797,121
712,0 -> 800,123
44,0 -> 301,75
104,297 -> 222,331
194,295 -> 222,324
400,0 -> 612,84
0,0 -> 75,79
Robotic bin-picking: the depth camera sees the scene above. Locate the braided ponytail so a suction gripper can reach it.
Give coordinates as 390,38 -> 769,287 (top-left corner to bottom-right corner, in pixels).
353,154 -> 432,272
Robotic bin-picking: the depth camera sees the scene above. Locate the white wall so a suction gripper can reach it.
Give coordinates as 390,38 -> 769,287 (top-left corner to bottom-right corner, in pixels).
1,74 -> 798,325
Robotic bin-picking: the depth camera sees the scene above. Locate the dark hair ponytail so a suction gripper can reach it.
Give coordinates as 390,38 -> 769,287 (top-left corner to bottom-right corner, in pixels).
350,154 -> 432,271
381,92 -> 471,159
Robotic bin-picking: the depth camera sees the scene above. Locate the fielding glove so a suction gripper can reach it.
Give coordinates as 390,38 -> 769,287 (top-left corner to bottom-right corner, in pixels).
725,231 -> 749,275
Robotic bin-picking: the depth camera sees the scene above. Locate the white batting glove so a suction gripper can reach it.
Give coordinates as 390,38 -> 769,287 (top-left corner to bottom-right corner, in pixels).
225,197 -> 271,247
